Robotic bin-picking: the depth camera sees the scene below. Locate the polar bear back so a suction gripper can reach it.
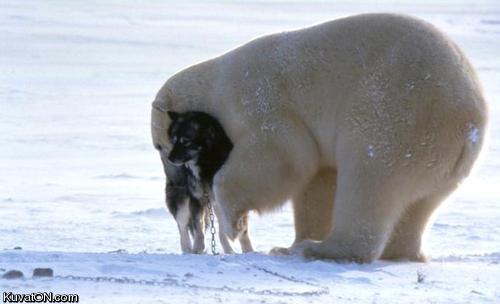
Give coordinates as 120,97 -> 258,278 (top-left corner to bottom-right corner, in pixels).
155,13 -> 486,174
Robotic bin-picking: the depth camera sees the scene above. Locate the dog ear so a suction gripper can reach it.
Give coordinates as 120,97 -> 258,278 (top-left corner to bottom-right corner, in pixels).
167,111 -> 179,121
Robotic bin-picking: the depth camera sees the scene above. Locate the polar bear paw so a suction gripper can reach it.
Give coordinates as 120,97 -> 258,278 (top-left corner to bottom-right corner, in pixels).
269,240 -> 321,258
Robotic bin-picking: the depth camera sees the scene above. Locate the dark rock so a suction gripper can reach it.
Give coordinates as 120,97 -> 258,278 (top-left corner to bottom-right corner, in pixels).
13,246 -> 22,250
108,249 -> 127,254
33,268 -> 54,278
2,270 -> 24,279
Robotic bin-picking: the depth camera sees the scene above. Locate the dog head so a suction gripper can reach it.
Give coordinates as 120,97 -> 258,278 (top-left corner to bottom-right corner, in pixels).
166,111 -> 230,166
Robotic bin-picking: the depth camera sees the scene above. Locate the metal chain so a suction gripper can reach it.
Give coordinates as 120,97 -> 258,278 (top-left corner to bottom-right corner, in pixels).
245,263 -> 324,288
53,265 -> 329,297
200,183 -> 218,256
206,200 -> 218,255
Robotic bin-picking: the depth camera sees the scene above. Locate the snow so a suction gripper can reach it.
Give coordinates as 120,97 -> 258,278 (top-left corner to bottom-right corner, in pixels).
1,0 -> 500,303
368,145 -> 375,158
1,251 -> 499,303
468,123 -> 480,145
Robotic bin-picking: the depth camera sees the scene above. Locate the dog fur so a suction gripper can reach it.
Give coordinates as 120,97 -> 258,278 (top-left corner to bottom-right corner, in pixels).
156,111 -> 253,254
151,14 -> 487,262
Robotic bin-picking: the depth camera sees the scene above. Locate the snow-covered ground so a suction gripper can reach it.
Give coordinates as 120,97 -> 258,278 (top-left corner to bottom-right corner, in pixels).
1,1 -> 499,303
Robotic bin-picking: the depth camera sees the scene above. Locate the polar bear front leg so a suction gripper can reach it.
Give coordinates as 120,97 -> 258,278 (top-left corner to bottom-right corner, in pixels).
290,164 -> 406,263
213,201 -> 235,254
214,138 -> 314,245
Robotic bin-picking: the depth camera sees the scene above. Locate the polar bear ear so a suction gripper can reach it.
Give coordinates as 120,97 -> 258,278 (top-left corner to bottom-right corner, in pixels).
167,111 -> 179,121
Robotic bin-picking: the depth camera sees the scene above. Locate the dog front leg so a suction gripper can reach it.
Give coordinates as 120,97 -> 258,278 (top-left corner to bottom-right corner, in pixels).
191,217 -> 206,254
176,202 -> 193,254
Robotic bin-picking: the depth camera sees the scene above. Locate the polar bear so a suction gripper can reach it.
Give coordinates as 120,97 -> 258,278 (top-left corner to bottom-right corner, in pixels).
151,13 -> 487,262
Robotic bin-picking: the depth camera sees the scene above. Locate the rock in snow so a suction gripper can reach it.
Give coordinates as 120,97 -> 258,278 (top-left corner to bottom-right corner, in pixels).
2,270 -> 24,280
33,268 -> 54,278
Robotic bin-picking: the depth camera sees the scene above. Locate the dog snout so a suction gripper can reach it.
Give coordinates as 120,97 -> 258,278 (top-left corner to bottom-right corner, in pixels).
167,151 -> 184,166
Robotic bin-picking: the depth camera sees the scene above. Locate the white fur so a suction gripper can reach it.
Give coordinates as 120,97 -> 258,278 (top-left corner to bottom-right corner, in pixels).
176,202 -> 192,254
186,161 -> 200,180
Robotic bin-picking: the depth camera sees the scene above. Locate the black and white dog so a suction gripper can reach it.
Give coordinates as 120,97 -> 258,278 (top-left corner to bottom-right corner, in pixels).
158,111 -> 253,254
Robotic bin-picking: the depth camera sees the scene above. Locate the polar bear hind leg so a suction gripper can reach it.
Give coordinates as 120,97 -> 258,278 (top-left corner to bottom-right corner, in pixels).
380,185 -> 456,262
290,161 -> 414,263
